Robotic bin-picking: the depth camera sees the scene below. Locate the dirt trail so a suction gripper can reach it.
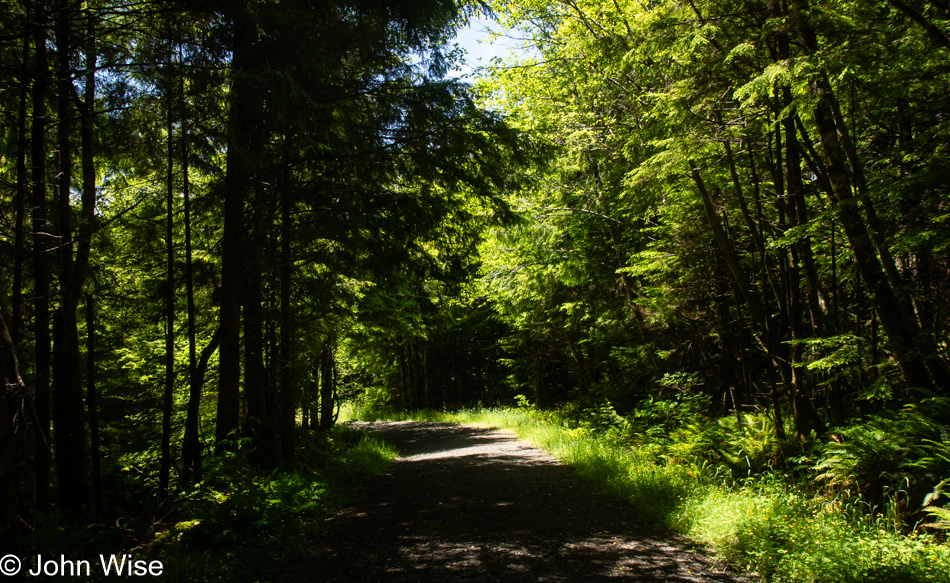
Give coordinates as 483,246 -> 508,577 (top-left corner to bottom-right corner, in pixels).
282,421 -> 751,582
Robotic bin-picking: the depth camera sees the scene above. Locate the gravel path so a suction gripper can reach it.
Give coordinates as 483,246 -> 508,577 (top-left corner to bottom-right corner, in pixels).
282,421 -> 751,582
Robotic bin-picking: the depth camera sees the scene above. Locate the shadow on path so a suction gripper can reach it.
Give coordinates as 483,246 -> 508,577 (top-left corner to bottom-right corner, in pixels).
282,422 -> 750,582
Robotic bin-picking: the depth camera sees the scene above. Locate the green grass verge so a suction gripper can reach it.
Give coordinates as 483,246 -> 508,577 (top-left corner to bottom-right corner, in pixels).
348,405 -> 950,583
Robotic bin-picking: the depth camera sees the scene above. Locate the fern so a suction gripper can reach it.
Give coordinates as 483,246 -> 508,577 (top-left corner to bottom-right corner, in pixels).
814,406 -> 942,505
923,478 -> 950,530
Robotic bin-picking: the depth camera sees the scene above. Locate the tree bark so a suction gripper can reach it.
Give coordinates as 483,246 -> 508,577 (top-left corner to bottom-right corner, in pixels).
31,0 -> 52,516
242,175 -> 270,464
182,329 -> 220,485
73,21 -> 100,512
217,5 -> 255,451
0,315 -> 28,548
319,337 -> 335,431
160,36 -> 176,495
279,186 -> 296,465
52,0 -> 93,519
13,12 -> 31,345
73,9 -> 96,295
178,44 -> 204,486
85,294 -> 103,512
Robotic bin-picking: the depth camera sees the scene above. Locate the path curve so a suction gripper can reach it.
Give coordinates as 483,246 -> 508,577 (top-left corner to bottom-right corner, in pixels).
282,421 -> 750,582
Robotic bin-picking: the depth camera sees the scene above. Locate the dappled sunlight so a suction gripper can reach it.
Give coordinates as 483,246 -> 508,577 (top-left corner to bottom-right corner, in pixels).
284,422 -> 746,582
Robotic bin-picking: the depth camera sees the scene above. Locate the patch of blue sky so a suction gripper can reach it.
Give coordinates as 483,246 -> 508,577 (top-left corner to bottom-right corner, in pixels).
449,18 -> 535,80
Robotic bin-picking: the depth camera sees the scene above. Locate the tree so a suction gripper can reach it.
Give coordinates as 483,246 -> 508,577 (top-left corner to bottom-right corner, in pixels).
469,0 -> 950,428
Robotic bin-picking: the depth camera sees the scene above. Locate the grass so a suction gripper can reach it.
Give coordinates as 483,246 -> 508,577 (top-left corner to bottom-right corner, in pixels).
347,403 -> 950,583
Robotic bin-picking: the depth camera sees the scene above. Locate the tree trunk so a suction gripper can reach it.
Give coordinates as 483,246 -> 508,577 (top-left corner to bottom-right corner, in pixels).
73,8 -> 96,294
13,13 -> 31,344
179,48 -> 201,486
85,294 -> 103,512
690,164 -> 796,411
182,330 -> 220,485
791,0 -> 947,391
242,160 -> 272,465
52,0 -> 93,519
217,5 -> 255,451
308,356 -> 319,431
279,186 -> 296,464
320,337 -> 335,431
31,0 -> 52,516
784,96 -> 826,438
712,251 -> 742,421
77,20 -> 100,510
160,37 -> 176,495
0,315 -> 23,549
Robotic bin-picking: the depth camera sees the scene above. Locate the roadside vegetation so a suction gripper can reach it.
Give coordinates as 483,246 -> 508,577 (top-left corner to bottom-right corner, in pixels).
151,428 -> 396,583
347,401 -> 950,583
19,427 -> 395,583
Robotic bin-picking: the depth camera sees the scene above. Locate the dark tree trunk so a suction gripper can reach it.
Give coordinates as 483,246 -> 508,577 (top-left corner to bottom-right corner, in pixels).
31,0 -> 52,516
217,5 -> 255,451
182,330 -> 220,485
690,164 -> 796,416
74,8 -> 96,293
52,0 -> 93,519
711,252 -> 742,422
307,357 -> 319,431
0,315 -> 23,549
279,186 -> 296,465
0,379 -> 17,550
242,169 -> 272,465
85,294 -> 102,512
73,21 -> 100,513
784,98 -> 826,438
180,53 -> 201,485
13,13 -> 31,344
423,345 -> 431,409
320,337 -> 335,431
160,38 -> 176,495
5,18 -> 32,541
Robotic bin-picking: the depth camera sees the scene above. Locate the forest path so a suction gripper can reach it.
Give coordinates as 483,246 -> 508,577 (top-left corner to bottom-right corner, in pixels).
282,421 -> 750,582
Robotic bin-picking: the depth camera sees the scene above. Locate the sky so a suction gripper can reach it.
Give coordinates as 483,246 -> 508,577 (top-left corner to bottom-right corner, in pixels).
449,18 -> 527,79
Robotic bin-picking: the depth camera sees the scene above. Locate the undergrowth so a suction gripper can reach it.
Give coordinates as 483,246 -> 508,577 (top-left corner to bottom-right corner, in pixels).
17,425 -> 396,583
347,402 -> 950,583
153,426 -> 397,582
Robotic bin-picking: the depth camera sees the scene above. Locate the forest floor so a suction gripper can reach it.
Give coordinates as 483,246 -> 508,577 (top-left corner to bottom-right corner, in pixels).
281,421 -> 754,582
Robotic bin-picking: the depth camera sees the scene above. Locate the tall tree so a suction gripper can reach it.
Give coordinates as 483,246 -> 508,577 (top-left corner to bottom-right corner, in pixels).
51,0 -> 93,518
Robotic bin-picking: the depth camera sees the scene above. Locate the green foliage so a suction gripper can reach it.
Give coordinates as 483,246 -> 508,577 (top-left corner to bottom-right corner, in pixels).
923,478 -> 950,530
814,401 -> 950,512
153,426 -> 397,582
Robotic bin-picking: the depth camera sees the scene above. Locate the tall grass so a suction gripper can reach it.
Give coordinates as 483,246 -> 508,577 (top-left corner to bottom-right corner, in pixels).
352,406 -> 950,583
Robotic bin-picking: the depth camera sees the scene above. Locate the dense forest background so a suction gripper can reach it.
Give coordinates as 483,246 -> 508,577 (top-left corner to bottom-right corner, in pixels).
1,0 -> 950,577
